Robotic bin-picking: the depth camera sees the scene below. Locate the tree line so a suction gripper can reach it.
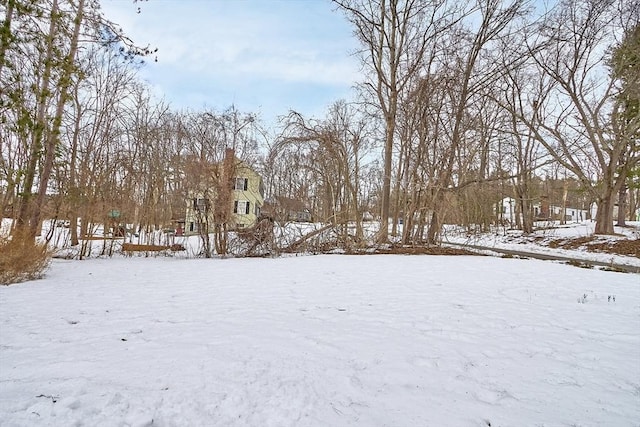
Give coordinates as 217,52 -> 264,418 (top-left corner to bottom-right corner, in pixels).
0,0 -> 638,254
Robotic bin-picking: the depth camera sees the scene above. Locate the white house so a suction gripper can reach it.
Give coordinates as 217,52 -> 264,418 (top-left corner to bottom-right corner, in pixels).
562,206 -> 588,222
497,197 -> 588,224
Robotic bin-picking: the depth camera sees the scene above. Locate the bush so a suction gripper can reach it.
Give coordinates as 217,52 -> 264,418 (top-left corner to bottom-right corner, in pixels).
0,230 -> 51,285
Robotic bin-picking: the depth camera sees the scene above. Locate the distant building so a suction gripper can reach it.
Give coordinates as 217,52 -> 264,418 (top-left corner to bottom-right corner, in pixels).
184,150 -> 264,234
261,196 -> 312,223
497,197 -> 588,225
534,203 -> 588,222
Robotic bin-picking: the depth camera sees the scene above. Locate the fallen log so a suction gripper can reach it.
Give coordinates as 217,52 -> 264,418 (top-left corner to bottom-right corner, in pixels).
122,243 -> 185,252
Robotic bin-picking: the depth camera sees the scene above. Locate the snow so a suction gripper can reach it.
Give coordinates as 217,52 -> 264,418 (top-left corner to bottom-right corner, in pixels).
1,255 -> 639,426
444,221 -> 640,268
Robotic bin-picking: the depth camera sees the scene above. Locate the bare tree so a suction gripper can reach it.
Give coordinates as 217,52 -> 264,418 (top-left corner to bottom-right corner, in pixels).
415,0 -> 526,244
61,45 -> 138,247
279,101 -> 374,247
1,0 -> 150,241
498,63 -> 550,233
517,0 -> 639,234
334,0 -> 459,242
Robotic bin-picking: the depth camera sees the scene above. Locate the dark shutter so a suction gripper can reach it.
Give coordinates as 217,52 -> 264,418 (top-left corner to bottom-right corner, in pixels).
243,178 -> 248,191
245,201 -> 250,214
234,200 -> 238,213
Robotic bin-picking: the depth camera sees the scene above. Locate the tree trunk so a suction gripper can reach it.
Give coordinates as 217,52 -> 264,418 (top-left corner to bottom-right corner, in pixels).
594,192 -> 616,234
561,179 -> 568,225
378,114 -> 395,242
628,184 -> 637,221
15,0 -> 59,236
426,209 -> 440,246
616,185 -> 627,226
30,0 -> 85,238
520,196 -> 534,234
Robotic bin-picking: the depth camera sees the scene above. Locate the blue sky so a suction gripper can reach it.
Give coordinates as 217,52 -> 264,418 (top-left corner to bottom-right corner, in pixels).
100,0 -> 361,128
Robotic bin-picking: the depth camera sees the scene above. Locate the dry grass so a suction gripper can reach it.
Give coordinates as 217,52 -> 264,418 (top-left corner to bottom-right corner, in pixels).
0,230 -> 51,286
548,236 -> 640,257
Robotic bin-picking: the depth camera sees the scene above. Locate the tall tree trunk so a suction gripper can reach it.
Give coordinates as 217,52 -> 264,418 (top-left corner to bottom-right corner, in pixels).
519,193 -> 534,234
426,209 -> 440,246
68,87 -> 83,247
15,0 -> 59,235
616,184 -> 627,226
379,97 -> 397,242
30,0 -> 85,238
561,178 -> 568,225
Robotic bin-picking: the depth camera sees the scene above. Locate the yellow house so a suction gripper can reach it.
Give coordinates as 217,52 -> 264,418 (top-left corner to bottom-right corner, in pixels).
185,152 -> 264,234
230,160 -> 264,228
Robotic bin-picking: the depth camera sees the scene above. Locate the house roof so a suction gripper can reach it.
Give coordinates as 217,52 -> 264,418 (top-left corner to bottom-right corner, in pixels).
274,196 -> 309,212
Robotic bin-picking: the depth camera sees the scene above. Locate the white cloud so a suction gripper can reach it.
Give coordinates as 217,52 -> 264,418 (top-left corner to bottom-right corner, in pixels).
102,0 -> 359,84
100,0 -> 361,124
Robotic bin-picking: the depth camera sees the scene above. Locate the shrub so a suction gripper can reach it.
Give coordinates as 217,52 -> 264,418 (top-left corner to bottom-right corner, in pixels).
0,230 -> 51,285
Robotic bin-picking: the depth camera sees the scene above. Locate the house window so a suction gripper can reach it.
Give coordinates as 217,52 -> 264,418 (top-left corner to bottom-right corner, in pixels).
254,205 -> 260,217
234,200 -> 250,214
235,177 -> 248,191
193,198 -> 208,211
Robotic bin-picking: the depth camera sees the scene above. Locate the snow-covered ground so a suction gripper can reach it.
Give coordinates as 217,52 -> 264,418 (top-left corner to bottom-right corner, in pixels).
444,221 -> 640,268
9,219 -> 638,269
1,255 -> 638,426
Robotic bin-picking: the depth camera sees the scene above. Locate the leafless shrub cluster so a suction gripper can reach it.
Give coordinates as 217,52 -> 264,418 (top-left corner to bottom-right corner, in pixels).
0,230 -> 51,285
229,218 -> 277,257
